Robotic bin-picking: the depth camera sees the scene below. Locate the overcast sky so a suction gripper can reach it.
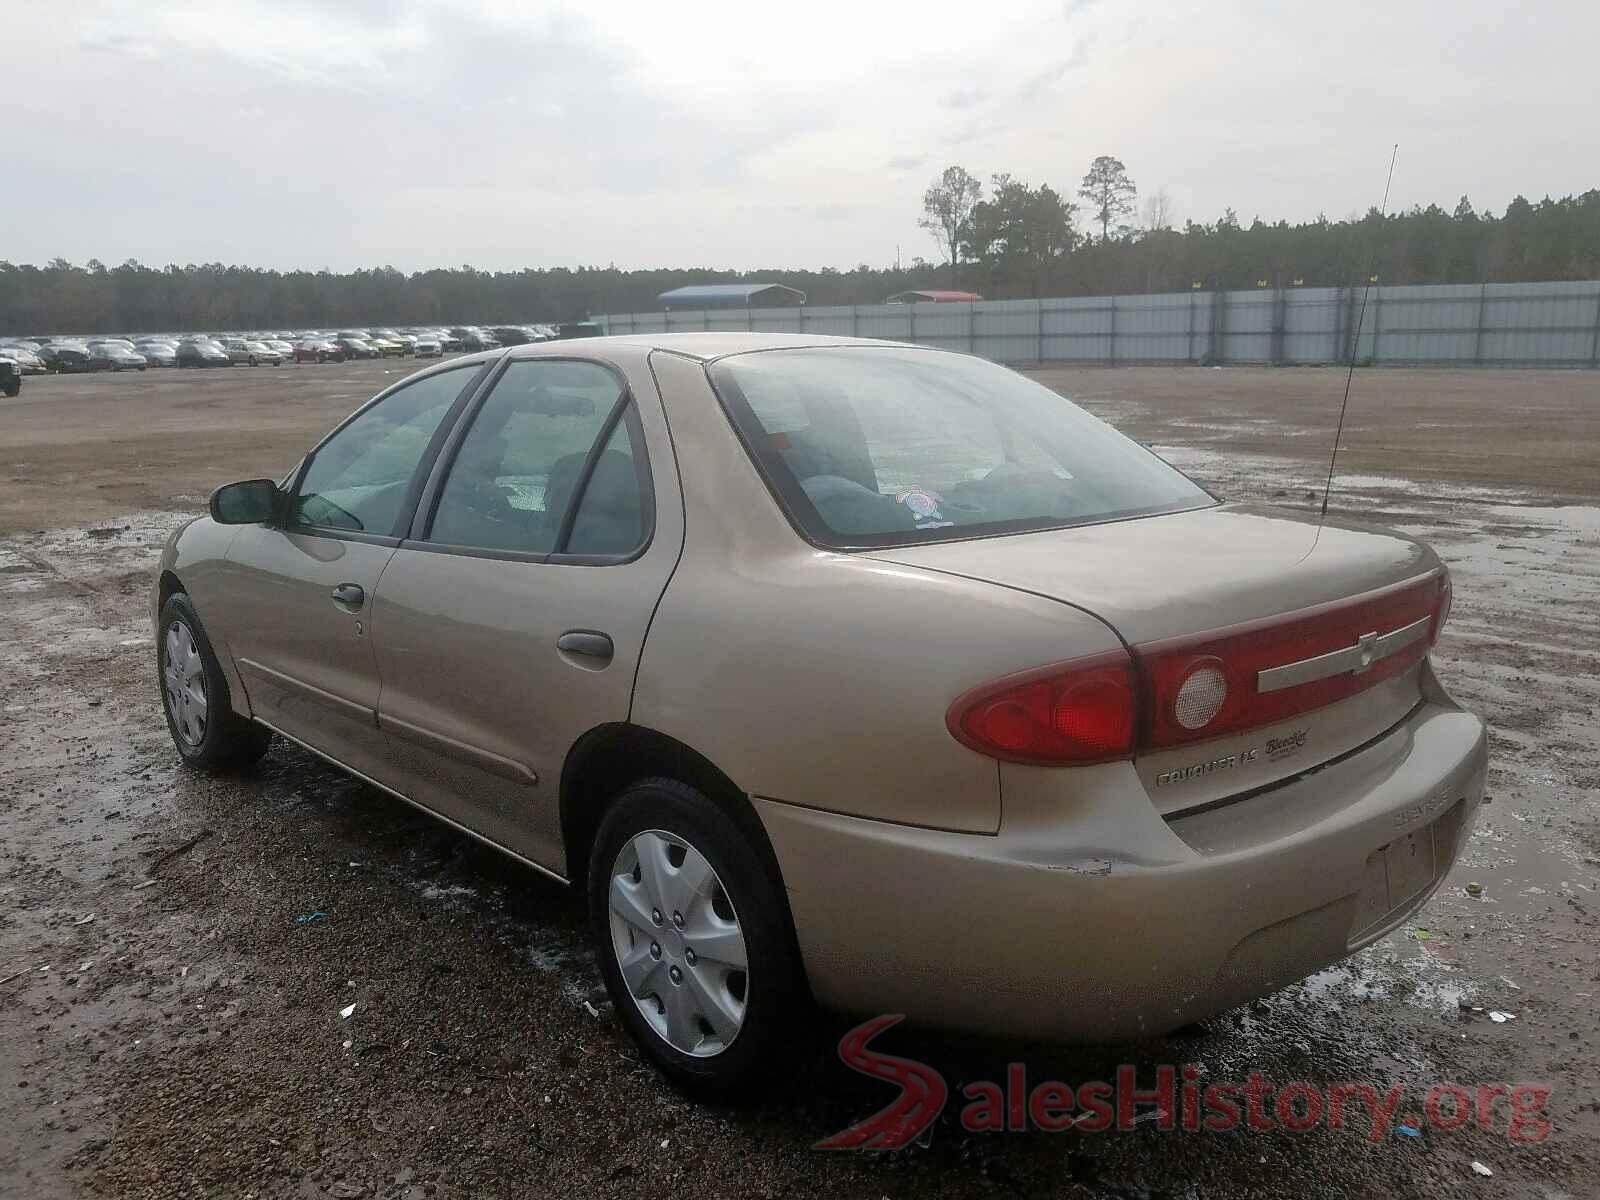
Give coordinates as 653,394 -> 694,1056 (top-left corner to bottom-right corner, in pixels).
8,0 -> 1597,272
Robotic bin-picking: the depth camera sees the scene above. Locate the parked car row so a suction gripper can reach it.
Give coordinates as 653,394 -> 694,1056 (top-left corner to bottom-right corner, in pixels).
0,323 -> 590,377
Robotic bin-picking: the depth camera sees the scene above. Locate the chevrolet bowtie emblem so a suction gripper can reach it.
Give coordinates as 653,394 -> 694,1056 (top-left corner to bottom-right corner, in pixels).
1354,631 -> 1379,673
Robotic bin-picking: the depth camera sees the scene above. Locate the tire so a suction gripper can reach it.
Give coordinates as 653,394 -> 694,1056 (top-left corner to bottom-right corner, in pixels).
157,592 -> 272,771
588,778 -> 802,1096
2,381 -> 18,398
248,356 -> 257,367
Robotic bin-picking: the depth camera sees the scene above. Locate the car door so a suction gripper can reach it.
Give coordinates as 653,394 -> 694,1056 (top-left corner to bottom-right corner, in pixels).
369,352 -> 683,875
214,363 -> 487,783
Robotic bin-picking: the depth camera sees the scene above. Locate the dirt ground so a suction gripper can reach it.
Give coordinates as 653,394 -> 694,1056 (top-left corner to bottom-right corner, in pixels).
1031,365 -> 1600,502
2,361 -> 1598,1199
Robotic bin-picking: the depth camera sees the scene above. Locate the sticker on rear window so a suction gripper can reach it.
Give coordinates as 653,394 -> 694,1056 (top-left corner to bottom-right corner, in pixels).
896,487 -> 954,529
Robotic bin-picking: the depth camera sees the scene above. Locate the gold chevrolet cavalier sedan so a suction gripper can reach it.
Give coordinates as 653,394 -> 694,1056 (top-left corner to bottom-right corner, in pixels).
154,334 -> 1486,1093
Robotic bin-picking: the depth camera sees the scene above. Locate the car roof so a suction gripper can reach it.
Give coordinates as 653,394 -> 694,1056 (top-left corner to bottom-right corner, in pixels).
381,332 -> 938,383
514,331 -> 920,363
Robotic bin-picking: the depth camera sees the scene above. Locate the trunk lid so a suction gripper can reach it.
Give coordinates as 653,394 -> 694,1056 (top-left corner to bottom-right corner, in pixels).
870,502 -> 1445,813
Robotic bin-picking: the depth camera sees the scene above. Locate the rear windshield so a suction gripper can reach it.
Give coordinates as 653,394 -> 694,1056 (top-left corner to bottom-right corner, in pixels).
708,346 -> 1213,548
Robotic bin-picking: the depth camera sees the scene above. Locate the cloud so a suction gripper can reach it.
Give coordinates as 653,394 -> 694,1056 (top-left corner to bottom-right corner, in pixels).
78,2 -> 410,89
941,86 -> 989,110
1016,36 -> 1096,100
3,0 -> 1597,272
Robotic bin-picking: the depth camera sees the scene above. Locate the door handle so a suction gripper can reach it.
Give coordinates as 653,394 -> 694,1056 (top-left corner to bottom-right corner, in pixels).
557,630 -> 613,663
331,582 -> 365,611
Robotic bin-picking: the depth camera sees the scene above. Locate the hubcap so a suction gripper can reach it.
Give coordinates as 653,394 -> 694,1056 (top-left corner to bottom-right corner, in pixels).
608,829 -> 748,1057
162,620 -> 208,747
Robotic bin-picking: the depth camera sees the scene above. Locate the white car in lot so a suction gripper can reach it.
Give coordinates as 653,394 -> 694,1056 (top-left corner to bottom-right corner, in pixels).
0,342 -> 47,374
223,338 -> 282,366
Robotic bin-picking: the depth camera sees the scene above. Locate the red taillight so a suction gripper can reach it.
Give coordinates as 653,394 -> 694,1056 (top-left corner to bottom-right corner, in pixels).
948,571 -> 1449,766
1138,571 -> 1446,750
1432,569 -> 1452,643
946,651 -> 1137,766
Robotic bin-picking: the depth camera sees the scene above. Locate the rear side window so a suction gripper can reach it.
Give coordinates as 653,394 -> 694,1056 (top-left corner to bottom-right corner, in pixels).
708,347 -> 1212,548
426,359 -> 648,558
563,418 -> 645,556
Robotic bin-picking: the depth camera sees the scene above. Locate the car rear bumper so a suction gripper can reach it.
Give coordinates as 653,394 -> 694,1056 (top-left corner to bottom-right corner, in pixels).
755,662 -> 1486,1043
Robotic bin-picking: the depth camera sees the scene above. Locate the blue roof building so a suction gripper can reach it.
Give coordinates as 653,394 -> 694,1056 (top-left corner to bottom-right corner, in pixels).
657,283 -> 806,309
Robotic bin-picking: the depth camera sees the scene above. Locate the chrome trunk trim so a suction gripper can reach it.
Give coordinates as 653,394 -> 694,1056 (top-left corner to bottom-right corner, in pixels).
1256,615 -> 1432,694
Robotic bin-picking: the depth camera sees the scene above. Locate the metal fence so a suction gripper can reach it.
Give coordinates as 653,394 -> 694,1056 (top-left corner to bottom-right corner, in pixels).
598,281 -> 1600,368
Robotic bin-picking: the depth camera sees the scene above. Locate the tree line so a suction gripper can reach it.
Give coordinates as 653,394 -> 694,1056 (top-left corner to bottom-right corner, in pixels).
2,171 -> 1598,335
922,157 -> 1600,299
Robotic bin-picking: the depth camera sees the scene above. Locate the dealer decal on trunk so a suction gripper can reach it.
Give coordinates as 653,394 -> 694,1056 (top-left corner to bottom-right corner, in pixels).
1265,728 -> 1309,762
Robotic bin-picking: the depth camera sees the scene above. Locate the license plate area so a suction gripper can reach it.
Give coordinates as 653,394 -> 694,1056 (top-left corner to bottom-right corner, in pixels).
1349,801 -> 1464,943
1386,827 -> 1436,906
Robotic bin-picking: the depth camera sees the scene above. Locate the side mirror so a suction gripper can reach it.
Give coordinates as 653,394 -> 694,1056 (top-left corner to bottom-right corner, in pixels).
209,478 -> 282,525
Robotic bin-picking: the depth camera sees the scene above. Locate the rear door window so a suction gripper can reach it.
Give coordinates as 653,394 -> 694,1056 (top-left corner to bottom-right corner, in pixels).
424,359 -> 648,558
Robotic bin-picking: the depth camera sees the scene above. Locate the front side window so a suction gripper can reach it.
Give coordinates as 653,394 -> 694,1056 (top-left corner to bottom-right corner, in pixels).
708,347 -> 1213,548
426,358 -> 646,557
292,366 -> 477,534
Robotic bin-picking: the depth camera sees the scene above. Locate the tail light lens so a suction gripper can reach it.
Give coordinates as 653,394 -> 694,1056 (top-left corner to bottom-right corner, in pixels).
1139,571 -> 1446,750
948,570 -> 1450,765
1433,569 -> 1453,641
946,651 -> 1137,766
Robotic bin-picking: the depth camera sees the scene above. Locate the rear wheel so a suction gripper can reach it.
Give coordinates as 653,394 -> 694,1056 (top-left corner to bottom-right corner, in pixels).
158,593 -> 272,771
589,779 -> 803,1096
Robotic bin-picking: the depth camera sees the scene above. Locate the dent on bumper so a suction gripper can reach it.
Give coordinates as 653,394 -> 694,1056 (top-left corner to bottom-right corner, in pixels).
755,694 -> 1487,1043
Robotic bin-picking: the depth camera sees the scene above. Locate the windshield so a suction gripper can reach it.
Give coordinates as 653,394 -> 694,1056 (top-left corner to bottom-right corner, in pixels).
708,346 -> 1213,549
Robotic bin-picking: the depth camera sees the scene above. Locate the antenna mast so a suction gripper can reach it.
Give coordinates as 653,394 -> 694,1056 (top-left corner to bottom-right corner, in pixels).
1321,143 -> 1399,520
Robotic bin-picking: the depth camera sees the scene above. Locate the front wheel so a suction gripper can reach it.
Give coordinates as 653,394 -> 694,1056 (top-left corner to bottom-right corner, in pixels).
158,593 -> 272,771
589,778 -> 803,1096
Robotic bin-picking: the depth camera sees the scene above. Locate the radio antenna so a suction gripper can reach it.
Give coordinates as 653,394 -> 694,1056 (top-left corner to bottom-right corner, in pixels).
1320,143 -> 1399,520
